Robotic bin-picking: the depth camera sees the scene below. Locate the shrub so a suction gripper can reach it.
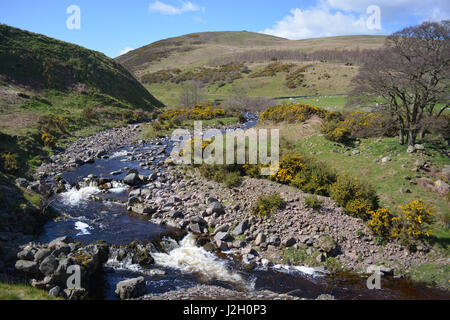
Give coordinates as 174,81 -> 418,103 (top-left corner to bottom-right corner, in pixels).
159,104 -> 227,122
322,111 -> 398,143
41,132 -> 55,147
391,199 -> 434,240
271,153 -> 305,184
38,115 -> 67,135
271,153 -> 336,196
321,119 -> 353,144
367,208 -> 393,237
198,163 -> 243,188
290,160 -> 336,196
329,174 -> 378,219
1,153 -> 19,173
82,106 -> 96,121
249,62 -> 294,78
252,193 -> 286,217
304,194 -> 324,211
261,104 -> 328,123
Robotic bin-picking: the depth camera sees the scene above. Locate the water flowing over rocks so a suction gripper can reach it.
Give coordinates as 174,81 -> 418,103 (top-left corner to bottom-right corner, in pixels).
15,118 -> 448,300
14,236 -> 109,299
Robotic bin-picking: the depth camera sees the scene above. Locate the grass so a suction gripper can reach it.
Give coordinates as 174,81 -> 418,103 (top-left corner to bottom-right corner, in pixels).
145,62 -> 361,108
293,134 -> 450,253
282,246 -> 344,272
0,282 -> 62,300
408,263 -> 450,290
141,117 -> 239,140
119,32 -> 385,74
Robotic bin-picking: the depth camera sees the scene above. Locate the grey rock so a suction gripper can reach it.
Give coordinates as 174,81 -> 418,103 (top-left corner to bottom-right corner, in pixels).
267,236 -> 281,246
115,277 -> 147,300
232,220 -> 249,236
206,202 -> 225,216
189,223 -> 203,234
255,234 -> 267,246
48,236 -> 74,249
49,286 -> 62,297
15,178 -> 29,188
407,146 -> 416,153
190,216 -> 207,226
131,204 -> 156,215
15,260 -> 39,273
282,237 -> 297,247
124,173 -> 142,186
214,232 -> 232,242
316,253 -> 326,263
40,255 -> 59,276
34,248 -> 51,263
17,246 -> 35,260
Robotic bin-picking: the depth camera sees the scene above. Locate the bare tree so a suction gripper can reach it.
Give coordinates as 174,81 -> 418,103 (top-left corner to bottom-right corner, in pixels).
179,80 -> 205,107
351,20 -> 449,146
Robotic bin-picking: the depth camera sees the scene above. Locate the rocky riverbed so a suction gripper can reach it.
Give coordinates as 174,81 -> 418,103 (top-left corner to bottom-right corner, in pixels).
7,120 -> 449,300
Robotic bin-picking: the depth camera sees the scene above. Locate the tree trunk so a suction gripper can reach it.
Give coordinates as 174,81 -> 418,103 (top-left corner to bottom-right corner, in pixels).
419,129 -> 426,140
407,130 -> 417,146
399,129 -> 405,145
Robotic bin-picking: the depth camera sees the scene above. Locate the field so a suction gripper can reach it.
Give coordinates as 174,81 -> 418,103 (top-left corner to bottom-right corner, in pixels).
0,282 -> 61,300
255,118 -> 450,255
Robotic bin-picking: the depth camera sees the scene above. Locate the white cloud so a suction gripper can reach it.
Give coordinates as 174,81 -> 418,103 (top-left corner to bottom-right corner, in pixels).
324,0 -> 450,22
262,6 -> 374,39
118,46 -> 134,56
149,1 -> 204,15
262,0 -> 449,40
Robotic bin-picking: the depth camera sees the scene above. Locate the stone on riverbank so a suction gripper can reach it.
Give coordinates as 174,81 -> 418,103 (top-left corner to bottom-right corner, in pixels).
115,277 -> 147,300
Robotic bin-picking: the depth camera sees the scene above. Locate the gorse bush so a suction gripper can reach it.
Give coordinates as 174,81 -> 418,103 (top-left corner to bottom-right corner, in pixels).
270,153 -> 336,196
290,159 -> 337,196
122,109 -> 149,124
321,111 -> 398,144
249,62 -> 295,78
321,119 -> 353,144
198,164 -> 243,188
159,104 -> 226,121
366,200 -> 435,247
252,193 -> 286,217
285,65 -> 309,89
367,208 -> 393,237
1,153 -> 19,174
260,104 -> 328,123
41,132 -> 55,147
392,199 -> 434,240
329,174 -> 379,219
304,194 -> 324,211
38,115 -> 67,135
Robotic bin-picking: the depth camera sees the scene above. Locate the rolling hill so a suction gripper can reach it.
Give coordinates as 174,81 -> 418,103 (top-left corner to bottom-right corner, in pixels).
0,24 -> 164,176
115,31 -> 386,107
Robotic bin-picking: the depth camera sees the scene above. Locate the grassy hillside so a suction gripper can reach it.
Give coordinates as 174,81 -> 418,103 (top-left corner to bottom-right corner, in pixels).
116,31 -> 385,107
0,24 -> 164,177
0,24 -> 163,109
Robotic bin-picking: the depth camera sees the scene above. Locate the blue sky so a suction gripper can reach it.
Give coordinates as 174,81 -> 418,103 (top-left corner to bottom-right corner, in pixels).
1,0 -> 449,58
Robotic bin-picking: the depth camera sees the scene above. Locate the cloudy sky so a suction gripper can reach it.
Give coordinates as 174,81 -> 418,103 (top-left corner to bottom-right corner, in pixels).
1,0 -> 448,57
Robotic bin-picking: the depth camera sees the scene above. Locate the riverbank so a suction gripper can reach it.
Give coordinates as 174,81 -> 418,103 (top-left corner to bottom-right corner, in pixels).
7,119 -> 449,299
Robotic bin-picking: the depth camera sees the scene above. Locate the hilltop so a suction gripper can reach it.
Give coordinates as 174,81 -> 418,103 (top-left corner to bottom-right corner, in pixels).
0,24 -> 163,176
115,31 -> 386,107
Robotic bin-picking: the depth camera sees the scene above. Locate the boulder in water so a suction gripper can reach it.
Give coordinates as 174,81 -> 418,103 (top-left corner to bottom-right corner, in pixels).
115,277 -> 147,300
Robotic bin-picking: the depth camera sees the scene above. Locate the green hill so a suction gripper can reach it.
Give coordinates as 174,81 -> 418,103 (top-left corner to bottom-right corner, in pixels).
0,24 -> 164,176
115,31 -> 386,107
0,24 -> 163,109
